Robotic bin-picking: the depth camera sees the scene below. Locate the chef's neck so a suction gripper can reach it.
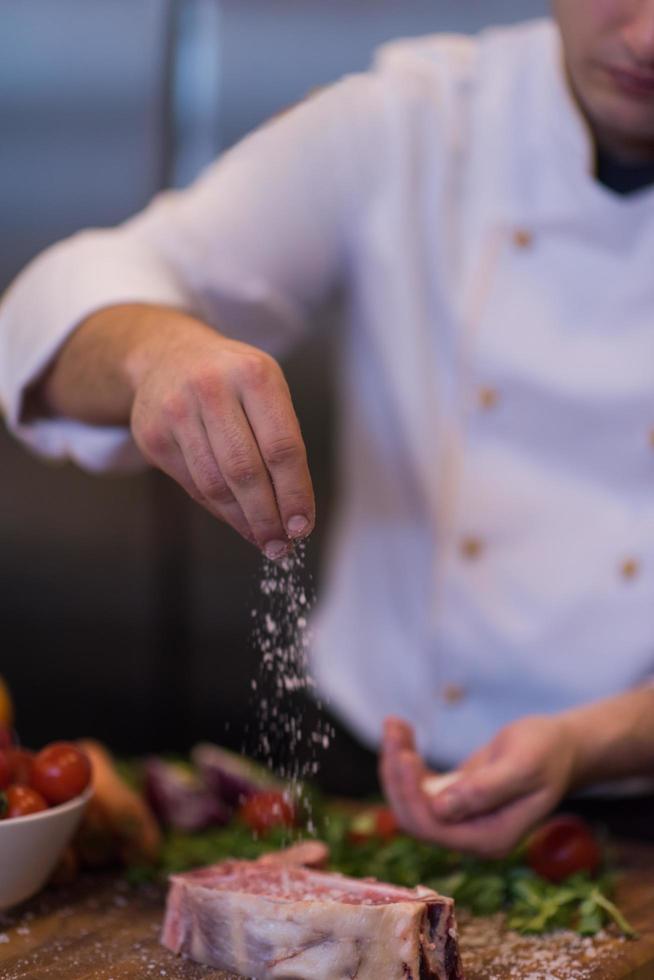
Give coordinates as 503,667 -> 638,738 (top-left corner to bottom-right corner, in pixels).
590,118 -> 654,165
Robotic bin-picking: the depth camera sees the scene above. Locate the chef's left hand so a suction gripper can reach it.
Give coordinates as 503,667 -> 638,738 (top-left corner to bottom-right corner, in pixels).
380,714 -> 578,858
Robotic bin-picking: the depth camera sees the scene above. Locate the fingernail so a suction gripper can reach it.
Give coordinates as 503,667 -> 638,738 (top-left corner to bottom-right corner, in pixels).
264,540 -> 288,560
287,515 -> 309,537
421,772 -> 462,798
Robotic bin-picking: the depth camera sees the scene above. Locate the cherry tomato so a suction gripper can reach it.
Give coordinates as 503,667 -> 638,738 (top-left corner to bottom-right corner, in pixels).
0,725 -> 13,750
4,784 -> 48,818
374,806 -> 400,841
31,742 -> 91,806
238,791 -> 296,834
7,748 -> 35,786
0,750 -> 11,790
526,815 -> 602,883
348,806 -> 400,844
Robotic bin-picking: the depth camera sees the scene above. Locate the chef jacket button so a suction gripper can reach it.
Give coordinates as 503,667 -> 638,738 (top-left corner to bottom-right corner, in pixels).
620,557 -> 641,581
478,386 -> 500,411
512,228 -> 534,249
441,684 -> 467,705
460,536 -> 485,561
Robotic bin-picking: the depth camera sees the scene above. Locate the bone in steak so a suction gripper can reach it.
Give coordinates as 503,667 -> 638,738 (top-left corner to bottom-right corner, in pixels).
161,851 -> 464,980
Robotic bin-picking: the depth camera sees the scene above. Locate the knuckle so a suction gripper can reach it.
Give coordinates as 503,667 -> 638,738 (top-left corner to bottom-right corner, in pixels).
161,391 -> 191,426
223,454 -> 262,489
189,452 -> 232,503
250,509 -> 282,531
193,369 -> 226,406
262,435 -> 304,470
199,473 -> 233,505
250,513 -> 284,539
138,424 -> 170,461
236,350 -> 278,390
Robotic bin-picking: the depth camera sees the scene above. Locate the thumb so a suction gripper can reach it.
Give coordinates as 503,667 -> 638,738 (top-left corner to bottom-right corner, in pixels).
426,757 -> 537,823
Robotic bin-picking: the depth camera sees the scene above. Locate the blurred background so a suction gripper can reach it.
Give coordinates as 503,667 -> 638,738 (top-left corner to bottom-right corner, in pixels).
0,0 -> 547,766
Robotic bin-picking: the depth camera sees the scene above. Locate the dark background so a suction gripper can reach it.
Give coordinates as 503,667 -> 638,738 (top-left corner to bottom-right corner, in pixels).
0,0 -> 546,770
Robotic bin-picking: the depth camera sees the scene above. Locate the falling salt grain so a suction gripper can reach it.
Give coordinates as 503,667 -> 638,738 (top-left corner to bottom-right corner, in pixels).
246,541 -> 333,820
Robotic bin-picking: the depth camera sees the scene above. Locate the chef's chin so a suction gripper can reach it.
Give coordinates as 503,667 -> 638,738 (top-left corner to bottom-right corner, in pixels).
583,65 -> 654,159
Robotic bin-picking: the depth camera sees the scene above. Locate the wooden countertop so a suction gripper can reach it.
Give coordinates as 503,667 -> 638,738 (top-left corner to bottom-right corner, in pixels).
1,845 -> 653,979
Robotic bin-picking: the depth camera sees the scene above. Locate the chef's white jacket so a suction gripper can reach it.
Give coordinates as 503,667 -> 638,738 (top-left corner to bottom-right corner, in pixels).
2,19 -> 654,767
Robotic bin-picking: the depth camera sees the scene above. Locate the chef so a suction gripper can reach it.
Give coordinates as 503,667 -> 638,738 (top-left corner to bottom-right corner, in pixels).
2,2 -> 654,857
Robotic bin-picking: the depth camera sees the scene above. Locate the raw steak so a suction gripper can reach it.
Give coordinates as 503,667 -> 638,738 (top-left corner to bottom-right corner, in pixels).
161,851 -> 464,980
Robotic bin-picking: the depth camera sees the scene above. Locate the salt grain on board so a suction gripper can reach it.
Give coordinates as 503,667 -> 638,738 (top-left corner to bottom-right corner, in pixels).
458,912 -> 628,980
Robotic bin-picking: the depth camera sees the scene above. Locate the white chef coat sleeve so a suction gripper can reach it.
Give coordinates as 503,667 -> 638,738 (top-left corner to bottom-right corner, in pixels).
0,74 -> 379,472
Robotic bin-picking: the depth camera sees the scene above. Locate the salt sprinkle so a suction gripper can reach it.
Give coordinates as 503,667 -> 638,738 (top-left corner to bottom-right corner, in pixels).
245,542 -> 334,819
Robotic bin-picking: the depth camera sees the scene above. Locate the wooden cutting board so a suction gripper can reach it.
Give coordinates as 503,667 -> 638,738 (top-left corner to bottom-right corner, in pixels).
0,846 -> 653,980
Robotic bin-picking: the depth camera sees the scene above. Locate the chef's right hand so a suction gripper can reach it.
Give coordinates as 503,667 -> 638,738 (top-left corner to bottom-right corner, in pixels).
129,312 -> 314,557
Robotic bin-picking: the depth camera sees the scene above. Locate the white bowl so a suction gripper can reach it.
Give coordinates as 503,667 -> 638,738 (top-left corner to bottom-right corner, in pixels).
0,786 -> 92,909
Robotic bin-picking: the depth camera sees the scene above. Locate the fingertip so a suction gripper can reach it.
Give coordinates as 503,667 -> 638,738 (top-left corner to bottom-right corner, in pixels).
263,539 -> 292,561
383,716 -> 415,750
427,773 -> 503,824
421,774 -> 464,818
286,513 -> 311,539
382,717 -> 396,740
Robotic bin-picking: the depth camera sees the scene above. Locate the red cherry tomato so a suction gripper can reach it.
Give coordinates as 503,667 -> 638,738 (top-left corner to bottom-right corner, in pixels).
31,742 -> 91,806
238,791 -> 296,835
375,806 -> 400,842
4,784 -> 48,818
526,815 -> 602,883
348,806 -> 400,844
0,750 -> 11,790
7,748 -> 35,786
